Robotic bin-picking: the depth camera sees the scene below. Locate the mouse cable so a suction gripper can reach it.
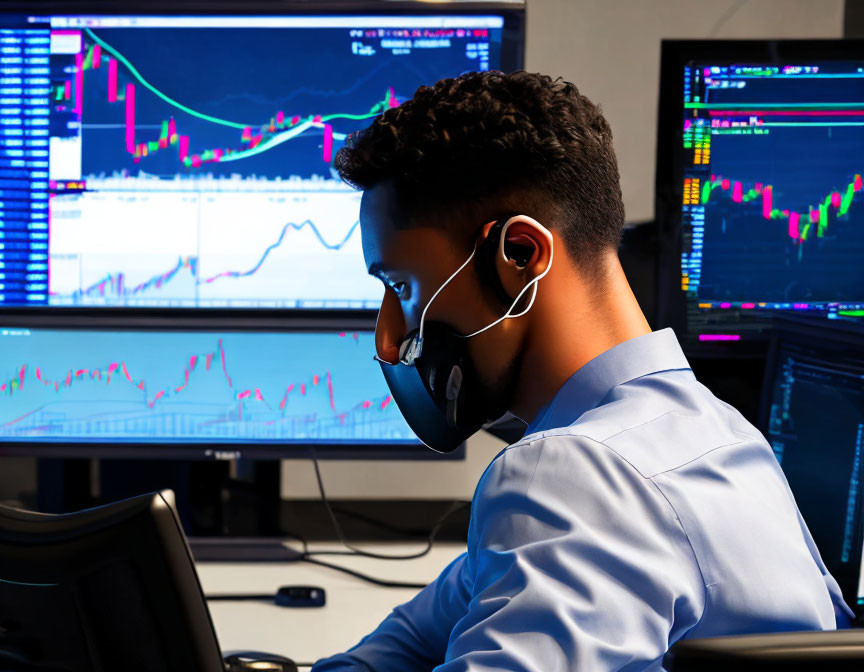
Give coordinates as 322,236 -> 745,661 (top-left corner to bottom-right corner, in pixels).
305,447 -> 468,561
299,556 -> 427,589
328,503 -> 442,538
204,451 -> 461,601
204,555 -> 427,602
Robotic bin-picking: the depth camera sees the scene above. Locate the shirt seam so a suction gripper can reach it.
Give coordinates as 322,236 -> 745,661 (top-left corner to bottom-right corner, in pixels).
593,434 -> 713,637
503,432 -> 713,632
645,439 -> 748,478
597,409 -> 682,444
515,406 -> 684,454
644,476 -> 711,635
525,363 -> 693,435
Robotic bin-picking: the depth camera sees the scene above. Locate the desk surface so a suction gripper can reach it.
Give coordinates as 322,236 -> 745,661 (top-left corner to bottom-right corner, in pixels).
198,541 -> 466,668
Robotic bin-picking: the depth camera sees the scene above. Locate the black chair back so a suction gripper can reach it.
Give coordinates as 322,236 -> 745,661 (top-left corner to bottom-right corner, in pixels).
667,629 -> 864,671
0,490 -> 224,672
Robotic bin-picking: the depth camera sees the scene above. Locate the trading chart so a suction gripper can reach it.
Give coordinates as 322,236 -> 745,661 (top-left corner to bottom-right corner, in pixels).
679,62 -> 864,335
0,328 -> 417,444
0,15 -> 502,308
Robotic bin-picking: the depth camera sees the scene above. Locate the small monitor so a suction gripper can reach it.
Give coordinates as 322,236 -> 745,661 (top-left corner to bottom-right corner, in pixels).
656,41 -> 864,343
0,5 -> 523,310
760,325 -> 864,609
0,325 -> 437,459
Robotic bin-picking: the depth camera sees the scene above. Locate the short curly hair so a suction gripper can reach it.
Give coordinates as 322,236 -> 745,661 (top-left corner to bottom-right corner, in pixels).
334,70 -> 625,269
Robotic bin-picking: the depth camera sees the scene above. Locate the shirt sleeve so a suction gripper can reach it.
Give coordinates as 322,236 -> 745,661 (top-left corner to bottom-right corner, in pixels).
311,551 -> 473,672
435,435 -> 706,672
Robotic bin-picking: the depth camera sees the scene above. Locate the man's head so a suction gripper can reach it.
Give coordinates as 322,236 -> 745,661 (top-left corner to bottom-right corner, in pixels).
335,70 -> 630,426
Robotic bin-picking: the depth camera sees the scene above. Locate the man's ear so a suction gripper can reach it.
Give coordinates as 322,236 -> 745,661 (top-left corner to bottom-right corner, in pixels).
495,219 -> 553,301
503,231 -> 536,268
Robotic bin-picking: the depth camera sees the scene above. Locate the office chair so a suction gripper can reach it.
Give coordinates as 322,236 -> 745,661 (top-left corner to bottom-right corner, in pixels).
666,629 -> 864,671
0,490 -> 225,672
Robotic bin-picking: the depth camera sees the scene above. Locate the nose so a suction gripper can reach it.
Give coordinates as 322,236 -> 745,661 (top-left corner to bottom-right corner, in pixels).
375,287 -> 407,364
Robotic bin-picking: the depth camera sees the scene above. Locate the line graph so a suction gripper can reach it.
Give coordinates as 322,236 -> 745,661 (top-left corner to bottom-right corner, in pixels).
0,330 -> 414,444
202,219 -> 360,286
49,185 -> 383,308
68,217 -> 363,301
59,28 -> 400,170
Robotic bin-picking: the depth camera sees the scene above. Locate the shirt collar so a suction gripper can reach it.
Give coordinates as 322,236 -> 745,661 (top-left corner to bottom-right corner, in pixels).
524,328 -> 691,435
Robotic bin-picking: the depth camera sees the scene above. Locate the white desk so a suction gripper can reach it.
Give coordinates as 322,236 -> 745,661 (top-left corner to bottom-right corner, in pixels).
198,542 -> 466,668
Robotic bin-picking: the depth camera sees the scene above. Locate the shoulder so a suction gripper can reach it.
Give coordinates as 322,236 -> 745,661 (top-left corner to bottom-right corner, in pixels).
510,371 -> 769,480
471,431 -> 678,544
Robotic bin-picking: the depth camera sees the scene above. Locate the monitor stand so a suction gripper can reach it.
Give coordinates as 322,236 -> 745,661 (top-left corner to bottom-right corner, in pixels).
37,459 -> 284,544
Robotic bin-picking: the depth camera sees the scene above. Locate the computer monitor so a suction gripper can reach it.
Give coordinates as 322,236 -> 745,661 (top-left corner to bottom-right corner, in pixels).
0,2 -> 524,310
656,40 -> 864,344
760,324 -> 864,610
0,323 -> 457,460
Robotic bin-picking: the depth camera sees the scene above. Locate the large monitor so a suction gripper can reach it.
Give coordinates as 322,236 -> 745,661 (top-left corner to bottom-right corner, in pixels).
0,3 -> 524,310
656,41 -> 864,344
760,324 -> 864,610
0,324 -> 440,459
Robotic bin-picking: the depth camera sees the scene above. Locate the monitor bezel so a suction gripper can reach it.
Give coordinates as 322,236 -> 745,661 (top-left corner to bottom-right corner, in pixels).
655,39 -> 864,351
757,318 -> 864,616
0,314 -> 466,461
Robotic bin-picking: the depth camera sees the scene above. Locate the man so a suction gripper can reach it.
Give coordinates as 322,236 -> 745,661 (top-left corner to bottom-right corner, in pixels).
311,71 -> 851,671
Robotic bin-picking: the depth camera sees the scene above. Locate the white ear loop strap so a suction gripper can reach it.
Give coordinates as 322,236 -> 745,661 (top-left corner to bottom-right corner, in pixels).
416,246 -> 478,345
461,228 -> 553,338
414,215 -> 554,353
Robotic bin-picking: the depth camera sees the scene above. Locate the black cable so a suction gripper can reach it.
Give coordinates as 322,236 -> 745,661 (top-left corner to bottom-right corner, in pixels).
300,556 -> 427,590
206,593 -> 274,601
204,449 -> 464,600
306,446 -> 468,560
329,504 -> 434,537
204,555 -> 427,602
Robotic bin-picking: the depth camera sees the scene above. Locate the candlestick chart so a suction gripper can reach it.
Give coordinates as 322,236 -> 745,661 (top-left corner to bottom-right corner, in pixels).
0,329 -> 417,445
679,63 -> 864,325
63,27 -> 412,179
41,20 -> 498,308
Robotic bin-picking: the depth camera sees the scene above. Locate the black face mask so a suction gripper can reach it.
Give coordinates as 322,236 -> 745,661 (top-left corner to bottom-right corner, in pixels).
377,322 -> 498,453
375,215 -> 554,453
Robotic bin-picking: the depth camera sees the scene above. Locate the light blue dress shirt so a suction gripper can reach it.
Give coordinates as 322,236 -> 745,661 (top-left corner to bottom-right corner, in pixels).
312,328 -> 853,671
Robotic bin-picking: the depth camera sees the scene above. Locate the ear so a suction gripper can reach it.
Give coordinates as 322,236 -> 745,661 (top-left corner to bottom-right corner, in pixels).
495,216 -> 553,301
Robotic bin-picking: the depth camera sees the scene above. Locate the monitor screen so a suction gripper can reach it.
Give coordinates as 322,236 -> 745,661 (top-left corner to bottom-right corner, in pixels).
657,42 -> 864,342
0,11 -> 517,309
0,326 -> 423,457
761,333 -> 864,607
